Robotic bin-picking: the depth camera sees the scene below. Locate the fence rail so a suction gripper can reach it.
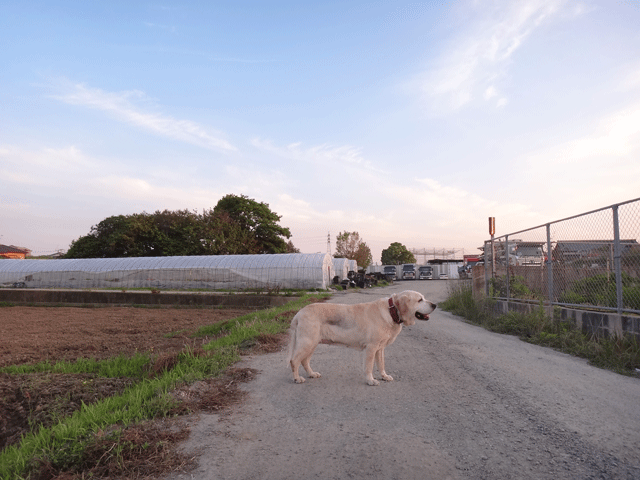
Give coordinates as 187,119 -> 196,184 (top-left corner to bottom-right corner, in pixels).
483,197 -> 640,315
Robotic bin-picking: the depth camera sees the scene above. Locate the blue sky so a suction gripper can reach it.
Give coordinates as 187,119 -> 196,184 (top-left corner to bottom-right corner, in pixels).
2,1 -> 640,262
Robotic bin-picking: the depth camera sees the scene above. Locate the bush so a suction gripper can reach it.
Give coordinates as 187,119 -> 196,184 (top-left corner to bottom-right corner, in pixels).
442,281 -> 640,376
559,272 -> 640,310
490,275 -> 540,300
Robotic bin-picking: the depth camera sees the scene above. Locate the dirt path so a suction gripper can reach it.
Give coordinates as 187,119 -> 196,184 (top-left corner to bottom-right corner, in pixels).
167,282 -> 640,480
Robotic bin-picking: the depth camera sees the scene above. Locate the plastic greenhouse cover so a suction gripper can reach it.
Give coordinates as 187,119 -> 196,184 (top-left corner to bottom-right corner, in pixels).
0,253 -> 332,276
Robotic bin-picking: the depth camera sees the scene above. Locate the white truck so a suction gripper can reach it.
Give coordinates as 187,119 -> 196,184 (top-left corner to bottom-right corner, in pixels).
383,265 -> 398,280
402,264 -> 417,280
418,265 -> 433,280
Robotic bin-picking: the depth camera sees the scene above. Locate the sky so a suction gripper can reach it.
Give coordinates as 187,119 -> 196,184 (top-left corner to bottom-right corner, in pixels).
2,0 -> 640,263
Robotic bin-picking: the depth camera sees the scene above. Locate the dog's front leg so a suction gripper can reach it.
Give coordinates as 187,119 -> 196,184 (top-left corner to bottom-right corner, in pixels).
364,347 -> 379,386
375,348 -> 393,382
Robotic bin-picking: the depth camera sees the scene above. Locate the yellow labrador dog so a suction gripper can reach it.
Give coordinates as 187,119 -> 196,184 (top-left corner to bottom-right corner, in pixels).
287,290 -> 436,386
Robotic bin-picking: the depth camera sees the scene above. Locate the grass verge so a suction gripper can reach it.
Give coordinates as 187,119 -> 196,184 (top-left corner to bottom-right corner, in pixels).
0,292 -> 329,479
441,281 -> 640,376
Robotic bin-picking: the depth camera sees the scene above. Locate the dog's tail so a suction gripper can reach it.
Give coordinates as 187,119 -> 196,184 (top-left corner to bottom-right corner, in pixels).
286,314 -> 299,366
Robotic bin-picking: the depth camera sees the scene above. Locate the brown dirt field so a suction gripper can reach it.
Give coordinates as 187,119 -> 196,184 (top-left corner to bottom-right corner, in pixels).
0,305 -> 262,464
0,305 -> 253,368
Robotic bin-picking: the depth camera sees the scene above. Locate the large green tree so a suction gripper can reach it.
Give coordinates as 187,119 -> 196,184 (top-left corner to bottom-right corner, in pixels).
334,231 -> 373,269
65,195 -> 292,258
381,242 -> 416,265
213,194 -> 291,254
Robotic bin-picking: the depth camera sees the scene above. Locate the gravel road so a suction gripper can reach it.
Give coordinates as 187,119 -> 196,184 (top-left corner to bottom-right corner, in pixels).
168,282 -> 640,480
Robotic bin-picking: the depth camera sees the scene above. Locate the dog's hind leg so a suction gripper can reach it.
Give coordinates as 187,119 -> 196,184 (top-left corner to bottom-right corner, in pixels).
290,338 -> 320,383
301,349 -> 321,379
290,357 -> 305,383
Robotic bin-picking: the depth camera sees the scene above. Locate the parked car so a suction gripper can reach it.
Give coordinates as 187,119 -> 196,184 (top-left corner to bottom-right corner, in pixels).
439,273 -> 448,280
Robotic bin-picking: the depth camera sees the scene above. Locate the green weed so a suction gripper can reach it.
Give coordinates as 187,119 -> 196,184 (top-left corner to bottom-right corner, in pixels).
0,293 -> 327,479
442,281 -> 640,376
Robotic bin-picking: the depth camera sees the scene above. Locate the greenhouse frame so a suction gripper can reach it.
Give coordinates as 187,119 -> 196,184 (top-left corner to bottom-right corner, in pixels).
0,253 -> 335,291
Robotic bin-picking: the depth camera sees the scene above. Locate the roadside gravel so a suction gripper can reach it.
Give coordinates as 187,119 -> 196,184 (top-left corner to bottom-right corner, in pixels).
167,282 -> 640,480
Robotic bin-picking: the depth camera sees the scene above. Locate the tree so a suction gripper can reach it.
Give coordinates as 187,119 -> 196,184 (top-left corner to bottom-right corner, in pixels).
381,242 -> 416,265
213,194 -> 292,254
65,196 -> 296,258
334,231 -> 373,269
65,198 -> 292,258
285,240 -> 300,253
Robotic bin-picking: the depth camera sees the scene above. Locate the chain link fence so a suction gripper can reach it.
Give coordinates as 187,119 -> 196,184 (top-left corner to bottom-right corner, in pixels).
483,197 -> 640,315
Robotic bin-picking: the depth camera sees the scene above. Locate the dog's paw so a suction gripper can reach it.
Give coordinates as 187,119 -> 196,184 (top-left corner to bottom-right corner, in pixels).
381,374 -> 394,382
309,372 -> 322,378
367,378 -> 380,386
294,377 -> 306,384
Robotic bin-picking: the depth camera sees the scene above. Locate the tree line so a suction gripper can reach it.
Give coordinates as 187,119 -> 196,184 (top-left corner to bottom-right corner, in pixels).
65,194 -> 297,258
65,193 -> 418,267
334,232 -> 415,269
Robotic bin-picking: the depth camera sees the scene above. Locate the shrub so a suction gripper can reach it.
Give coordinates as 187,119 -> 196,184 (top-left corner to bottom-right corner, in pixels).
442,281 -> 640,376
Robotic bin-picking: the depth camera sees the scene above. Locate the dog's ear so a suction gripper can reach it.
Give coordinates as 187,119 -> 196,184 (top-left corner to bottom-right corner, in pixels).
395,292 -> 415,325
391,293 -> 398,307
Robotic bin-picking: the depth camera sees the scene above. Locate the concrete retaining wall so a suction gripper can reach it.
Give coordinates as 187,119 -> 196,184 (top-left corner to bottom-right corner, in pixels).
0,289 -> 295,309
492,299 -> 640,340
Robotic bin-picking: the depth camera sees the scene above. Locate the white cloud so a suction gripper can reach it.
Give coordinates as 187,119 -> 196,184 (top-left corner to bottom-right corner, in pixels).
529,104 -> 640,164
521,103 -> 640,209
93,175 -> 225,208
618,63 -> 640,92
144,21 -> 176,33
0,145 -> 94,187
251,137 -> 387,178
484,86 -> 498,100
418,0 -> 579,114
0,144 -> 228,211
52,82 -> 236,152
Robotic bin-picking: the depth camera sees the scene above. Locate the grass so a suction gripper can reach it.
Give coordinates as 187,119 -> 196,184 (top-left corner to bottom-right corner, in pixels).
0,353 -> 152,378
441,281 -> 640,376
0,292 -> 329,479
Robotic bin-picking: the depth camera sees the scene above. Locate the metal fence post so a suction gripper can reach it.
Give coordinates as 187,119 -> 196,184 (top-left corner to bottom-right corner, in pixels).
612,205 -> 623,313
546,223 -> 553,306
505,235 -> 510,300
484,240 -> 490,297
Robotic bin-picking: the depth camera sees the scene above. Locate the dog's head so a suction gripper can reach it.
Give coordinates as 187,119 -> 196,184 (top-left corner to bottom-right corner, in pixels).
392,290 -> 437,326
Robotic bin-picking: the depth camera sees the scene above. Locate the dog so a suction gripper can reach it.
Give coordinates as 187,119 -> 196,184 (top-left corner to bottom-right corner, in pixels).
287,290 -> 436,386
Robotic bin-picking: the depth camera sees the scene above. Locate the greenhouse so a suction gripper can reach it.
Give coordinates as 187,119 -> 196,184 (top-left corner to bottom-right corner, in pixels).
0,253 -> 335,291
331,259 -> 360,281
332,258 -> 350,280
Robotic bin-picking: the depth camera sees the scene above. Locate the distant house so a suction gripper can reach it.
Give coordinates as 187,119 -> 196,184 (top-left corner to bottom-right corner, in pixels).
553,240 -> 639,265
0,244 -> 30,259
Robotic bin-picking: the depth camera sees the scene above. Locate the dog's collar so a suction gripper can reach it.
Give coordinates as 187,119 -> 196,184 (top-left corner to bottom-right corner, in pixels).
388,297 -> 402,324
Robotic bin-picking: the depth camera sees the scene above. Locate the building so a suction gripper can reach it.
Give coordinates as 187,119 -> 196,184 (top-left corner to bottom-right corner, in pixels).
553,240 -> 639,266
0,245 -> 30,260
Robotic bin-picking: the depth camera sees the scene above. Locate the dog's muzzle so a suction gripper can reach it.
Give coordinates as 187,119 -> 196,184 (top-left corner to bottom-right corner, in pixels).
415,312 -> 429,321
